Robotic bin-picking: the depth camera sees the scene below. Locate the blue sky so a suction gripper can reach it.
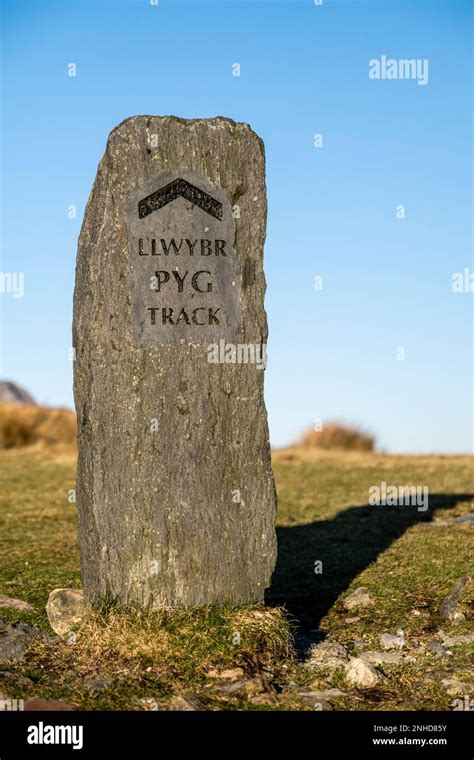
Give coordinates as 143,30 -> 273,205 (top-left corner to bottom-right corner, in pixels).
0,0 -> 472,453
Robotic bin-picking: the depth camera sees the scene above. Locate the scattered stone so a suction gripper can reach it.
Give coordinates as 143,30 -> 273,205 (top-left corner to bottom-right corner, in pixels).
46,589 -> 85,637
345,657 -> 382,688
0,622 -> 45,664
441,679 -> 473,698
0,596 -> 34,613
342,587 -> 374,611
209,676 -> 265,696
426,641 -> 452,658
452,514 -> 474,525
380,629 -> 405,650
359,650 -> 404,665
344,617 -> 361,624
288,686 -> 344,701
437,631 -> 474,648
206,667 -> 244,681
250,694 -> 279,707
25,699 -> 74,711
168,694 -> 205,711
425,665 -> 474,682
439,576 -> 472,622
306,640 -> 350,671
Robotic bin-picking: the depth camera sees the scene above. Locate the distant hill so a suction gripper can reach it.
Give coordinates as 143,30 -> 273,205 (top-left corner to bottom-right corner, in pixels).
0,380 -> 36,405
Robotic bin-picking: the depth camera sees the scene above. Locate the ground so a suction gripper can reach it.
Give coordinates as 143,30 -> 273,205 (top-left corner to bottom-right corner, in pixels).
0,448 -> 472,711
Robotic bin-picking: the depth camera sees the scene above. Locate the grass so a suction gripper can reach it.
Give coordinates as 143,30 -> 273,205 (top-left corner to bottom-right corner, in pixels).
0,447 -> 472,711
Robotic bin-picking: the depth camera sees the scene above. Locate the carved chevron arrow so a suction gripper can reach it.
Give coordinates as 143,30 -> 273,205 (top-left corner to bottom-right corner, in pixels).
138,178 -> 223,221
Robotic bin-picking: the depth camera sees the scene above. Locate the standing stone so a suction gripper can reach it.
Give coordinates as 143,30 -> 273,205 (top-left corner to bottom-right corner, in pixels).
73,115 -> 277,607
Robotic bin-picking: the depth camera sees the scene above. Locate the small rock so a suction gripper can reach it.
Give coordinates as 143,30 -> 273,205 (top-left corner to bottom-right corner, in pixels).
209,676 -> 265,696
0,596 -> 35,613
46,589 -> 85,637
206,667 -> 244,681
344,617 -> 361,624
380,629 -> 405,650
345,657 -> 382,688
250,693 -> 279,706
25,699 -> 74,711
437,631 -> 474,647
342,587 -> 374,611
0,623 -> 45,664
306,640 -> 349,671
427,641 -> 452,658
439,576 -> 472,622
359,650 -> 404,665
441,679 -> 472,698
452,514 -> 474,525
288,686 -> 344,701
168,694 -> 205,711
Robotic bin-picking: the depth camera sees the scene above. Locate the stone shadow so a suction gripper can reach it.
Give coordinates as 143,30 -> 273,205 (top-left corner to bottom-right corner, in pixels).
266,493 -> 473,647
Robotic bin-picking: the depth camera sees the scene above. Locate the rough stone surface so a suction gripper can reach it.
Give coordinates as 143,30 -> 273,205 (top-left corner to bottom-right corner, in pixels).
380,629 -> 405,650
345,658 -> 382,688
168,694 -> 205,711
439,575 -> 472,622
46,589 -> 85,636
0,622 -> 44,664
437,630 -> 474,647
0,596 -> 34,612
207,676 -> 265,696
73,115 -> 277,607
426,640 -> 452,658
306,640 -> 349,671
342,587 -> 374,611
359,650 -> 404,665
452,514 -> 474,525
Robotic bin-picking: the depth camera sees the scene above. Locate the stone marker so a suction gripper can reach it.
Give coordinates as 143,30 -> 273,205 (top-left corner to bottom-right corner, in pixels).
73,115 -> 277,607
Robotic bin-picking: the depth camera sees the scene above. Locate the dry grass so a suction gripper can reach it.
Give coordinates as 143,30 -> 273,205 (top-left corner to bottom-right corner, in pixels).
10,603 -> 295,710
296,422 -> 376,452
0,404 -> 76,451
